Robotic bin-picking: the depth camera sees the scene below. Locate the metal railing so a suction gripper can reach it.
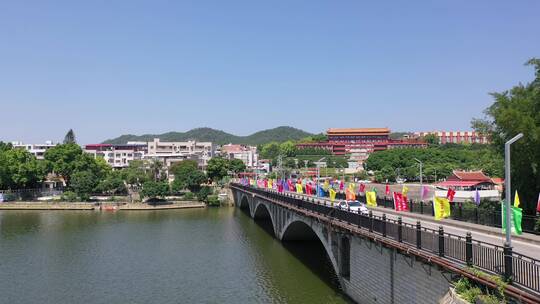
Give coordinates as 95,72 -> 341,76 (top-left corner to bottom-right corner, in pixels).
232,184 -> 540,295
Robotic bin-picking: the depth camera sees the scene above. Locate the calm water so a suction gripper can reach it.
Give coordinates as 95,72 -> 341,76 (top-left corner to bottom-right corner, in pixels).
0,208 -> 350,304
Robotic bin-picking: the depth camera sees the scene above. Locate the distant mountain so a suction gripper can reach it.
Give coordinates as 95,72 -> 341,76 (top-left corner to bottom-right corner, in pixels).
102,126 -> 314,146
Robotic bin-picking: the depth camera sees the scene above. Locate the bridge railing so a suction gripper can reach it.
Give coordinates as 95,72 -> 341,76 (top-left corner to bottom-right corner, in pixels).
233,184 -> 540,295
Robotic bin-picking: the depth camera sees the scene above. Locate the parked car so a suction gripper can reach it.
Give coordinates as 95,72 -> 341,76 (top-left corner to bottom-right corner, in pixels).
338,200 -> 369,215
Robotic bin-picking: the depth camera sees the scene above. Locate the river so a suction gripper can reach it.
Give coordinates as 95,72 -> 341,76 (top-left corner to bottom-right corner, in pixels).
0,208 -> 351,304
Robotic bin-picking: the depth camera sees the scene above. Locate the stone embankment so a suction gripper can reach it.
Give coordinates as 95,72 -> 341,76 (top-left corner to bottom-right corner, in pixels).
0,201 -> 206,211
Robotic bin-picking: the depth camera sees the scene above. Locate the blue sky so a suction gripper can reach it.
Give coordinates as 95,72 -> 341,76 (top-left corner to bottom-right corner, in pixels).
1,1 -> 539,144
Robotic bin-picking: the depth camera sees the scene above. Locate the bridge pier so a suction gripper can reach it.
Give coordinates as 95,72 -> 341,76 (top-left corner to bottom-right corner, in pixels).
233,188 -> 451,303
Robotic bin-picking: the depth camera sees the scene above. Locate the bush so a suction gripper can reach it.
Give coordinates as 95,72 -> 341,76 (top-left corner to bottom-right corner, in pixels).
184,192 -> 195,200
476,294 -> 502,304
206,195 -> 220,206
61,191 -> 78,202
454,278 -> 471,295
197,186 -> 213,202
461,287 -> 482,303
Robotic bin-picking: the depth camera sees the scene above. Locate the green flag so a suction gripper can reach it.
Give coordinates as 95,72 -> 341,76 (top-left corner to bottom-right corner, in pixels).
502,201 -> 523,235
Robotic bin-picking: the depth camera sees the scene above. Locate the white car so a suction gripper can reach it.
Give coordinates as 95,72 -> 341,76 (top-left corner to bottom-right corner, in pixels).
338,200 -> 369,215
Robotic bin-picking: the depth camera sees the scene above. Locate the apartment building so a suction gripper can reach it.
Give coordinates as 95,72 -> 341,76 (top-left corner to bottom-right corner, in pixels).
84,143 -> 147,168
146,138 -> 216,169
221,144 -> 258,168
414,131 -> 489,144
11,140 -> 57,160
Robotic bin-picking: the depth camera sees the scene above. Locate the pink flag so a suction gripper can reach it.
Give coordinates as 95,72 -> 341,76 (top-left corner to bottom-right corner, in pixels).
393,192 -> 409,212
421,186 -> 429,200
537,193 -> 540,213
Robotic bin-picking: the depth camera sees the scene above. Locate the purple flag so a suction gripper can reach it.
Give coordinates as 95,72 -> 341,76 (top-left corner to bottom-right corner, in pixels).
474,189 -> 480,205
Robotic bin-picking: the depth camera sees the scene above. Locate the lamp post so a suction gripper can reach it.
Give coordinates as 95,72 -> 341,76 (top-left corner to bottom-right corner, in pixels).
316,157 -> 326,197
504,133 -> 523,247
414,158 -> 423,201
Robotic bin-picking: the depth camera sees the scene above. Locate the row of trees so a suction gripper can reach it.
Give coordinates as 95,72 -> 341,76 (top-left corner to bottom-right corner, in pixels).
365,144 -> 503,183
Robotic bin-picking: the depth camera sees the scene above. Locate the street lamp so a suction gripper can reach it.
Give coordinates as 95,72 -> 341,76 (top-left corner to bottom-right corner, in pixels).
316,157 -> 326,197
504,133 -> 523,247
414,158 -> 423,200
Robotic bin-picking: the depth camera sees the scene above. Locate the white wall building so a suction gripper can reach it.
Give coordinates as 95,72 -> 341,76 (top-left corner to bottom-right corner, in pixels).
146,138 -> 216,169
84,143 -> 147,168
11,140 -> 57,160
221,144 -> 258,168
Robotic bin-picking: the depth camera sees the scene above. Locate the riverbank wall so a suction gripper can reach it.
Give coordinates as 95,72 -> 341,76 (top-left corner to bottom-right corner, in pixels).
0,201 -> 206,211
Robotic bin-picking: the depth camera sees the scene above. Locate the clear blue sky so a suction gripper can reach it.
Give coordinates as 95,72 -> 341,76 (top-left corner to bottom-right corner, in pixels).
1,1 -> 539,144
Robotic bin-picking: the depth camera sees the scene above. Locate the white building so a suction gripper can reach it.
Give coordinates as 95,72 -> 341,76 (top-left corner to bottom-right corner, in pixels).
414,131 -> 489,144
11,140 -> 57,160
221,144 -> 258,168
84,143 -> 147,168
146,138 -> 216,169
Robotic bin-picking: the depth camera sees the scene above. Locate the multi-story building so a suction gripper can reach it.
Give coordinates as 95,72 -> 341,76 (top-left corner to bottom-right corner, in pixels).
414,131 -> 489,144
11,140 -> 57,160
146,138 -> 216,169
296,128 -> 426,156
84,143 -> 147,168
221,144 -> 258,168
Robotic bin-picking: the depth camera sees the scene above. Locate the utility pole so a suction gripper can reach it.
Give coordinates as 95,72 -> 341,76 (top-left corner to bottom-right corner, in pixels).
414,158 -> 423,200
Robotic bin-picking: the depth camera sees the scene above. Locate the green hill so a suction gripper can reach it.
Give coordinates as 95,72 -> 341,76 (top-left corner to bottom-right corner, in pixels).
102,126 -> 313,145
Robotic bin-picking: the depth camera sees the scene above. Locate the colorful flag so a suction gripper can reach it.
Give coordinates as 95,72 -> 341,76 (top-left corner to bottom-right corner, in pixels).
323,180 -> 329,191
385,184 -> 390,196
287,179 -> 293,191
329,188 -> 337,202
393,192 -> 409,211
348,183 -> 356,193
537,193 -> 540,213
296,183 -> 303,194
317,186 -> 325,197
433,197 -> 451,220
346,188 -> 356,201
339,180 -> 344,191
514,191 -> 520,208
366,191 -> 377,207
421,186 -> 429,200
268,179 -> 273,189
474,189 -> 481,205
402,185 -> 409,197
447,188 -> 456,202
359,183 -> 366,193
502,201 -> 523,235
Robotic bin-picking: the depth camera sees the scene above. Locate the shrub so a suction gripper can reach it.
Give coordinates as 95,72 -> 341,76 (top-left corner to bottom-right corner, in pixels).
197,186 -> 213,202
206,195 -> 220,206
476,294 -> 502,304
461,287 -> 482,303
61,191 -> 78,202
184,192 -> 195,200
454,278 -> 471,295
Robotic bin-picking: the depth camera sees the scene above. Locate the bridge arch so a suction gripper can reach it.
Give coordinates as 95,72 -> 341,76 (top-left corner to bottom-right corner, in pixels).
253,202 -> 276,237
280,218 -> 340,287
239,194 -> 251,214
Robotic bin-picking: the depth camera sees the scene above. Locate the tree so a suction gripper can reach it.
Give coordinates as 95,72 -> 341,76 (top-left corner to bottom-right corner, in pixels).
97,170 -> 126,194
0,147 -> 45,189
170,160 -> 206,193
149,159 -> 164,182
70,170 -> 97,201
279,141 -> 297,157
229,159 -> 246,173
44,143 -> 110,186
260,142 -> 280,159
141,181 -> 169,200
423,134 -> 439,145
472,58 -> 540,212
206,157 -> 229,182
63,129 -> 76,144
120,160 -> 150,186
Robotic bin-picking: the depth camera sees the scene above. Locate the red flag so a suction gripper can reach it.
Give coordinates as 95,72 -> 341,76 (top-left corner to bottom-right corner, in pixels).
536,193 -> 540,213
359,183 -> 366,193
385,184 -> 390,195
447,188 -> 456,202
393,192 -> 409,212
305,183 -> 311,196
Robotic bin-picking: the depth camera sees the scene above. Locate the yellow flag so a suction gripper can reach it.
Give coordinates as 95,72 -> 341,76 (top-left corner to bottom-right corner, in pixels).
514,191 -> 520,208
296,184 -> 303,194
366,191 -> 377,207
348,183 -> 356,192
402,185 -> 409,197
323,180 -> 329,191
268,179 -> 273,189
329,188 -> 336,202
434,197 -> 451,220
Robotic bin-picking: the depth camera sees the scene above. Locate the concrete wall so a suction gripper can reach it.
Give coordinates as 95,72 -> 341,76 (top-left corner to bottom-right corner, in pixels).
233,188 -> 451,304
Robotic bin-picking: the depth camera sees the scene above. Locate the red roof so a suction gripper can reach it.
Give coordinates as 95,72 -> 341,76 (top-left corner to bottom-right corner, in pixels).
448,170 -> 491,182
436,181 -> 486,187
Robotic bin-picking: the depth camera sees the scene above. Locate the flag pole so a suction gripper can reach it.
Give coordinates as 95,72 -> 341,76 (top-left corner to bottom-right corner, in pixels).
504,133 -> 523,247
